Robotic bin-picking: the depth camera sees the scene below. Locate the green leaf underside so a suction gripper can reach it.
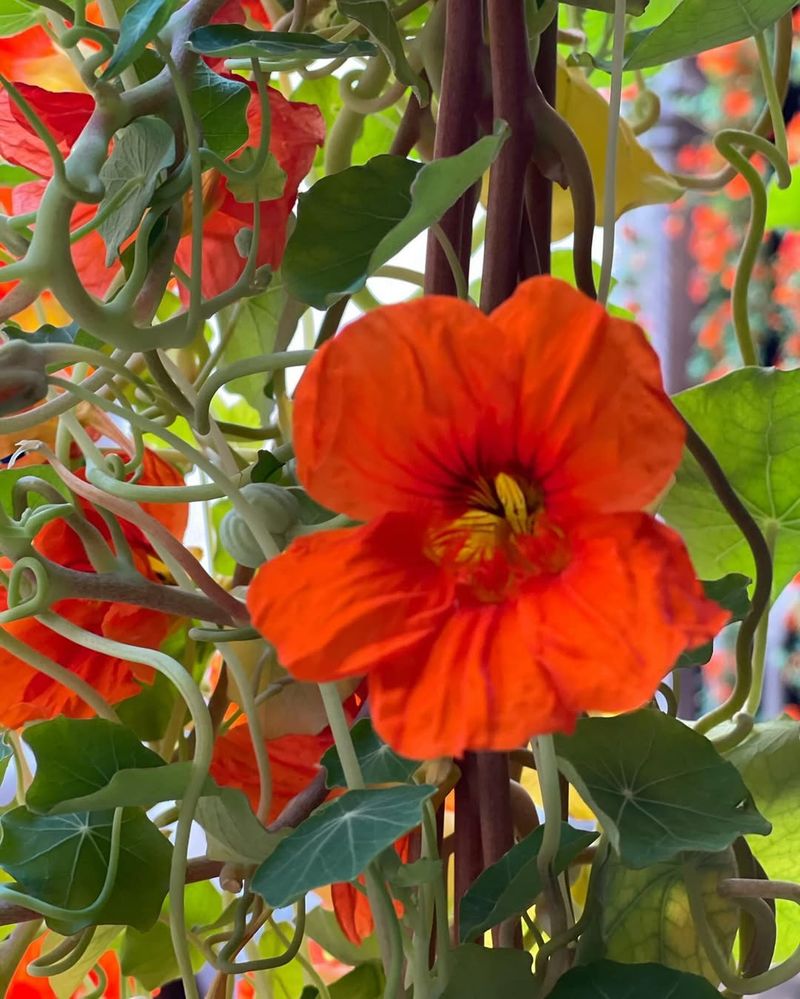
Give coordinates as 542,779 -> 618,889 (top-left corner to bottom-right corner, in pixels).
284,123 -> 509,308
103,0 -> 178,80
195,785 -> 286,865
0,806 -> 171,933
554,711 -> 770,868
729,719 -> 800,960
661,368 -> 800,602
218,278 -> 283,416
186,25 -> 376,65
620,0 -> 796,70
337,0 -> 428,102
49,762 -> 220,814
99,116 -> 176,264
548,960 -> 722,997
459,822 -> 597,943
676,573 -> 751,668
24,717 -> 165,813
189,62 -> 251,160
439,945 -> 534,998
284,155 -> 420,308
252,785 -> 436,907
322,717 -> 421,788
582,851 -> 738,981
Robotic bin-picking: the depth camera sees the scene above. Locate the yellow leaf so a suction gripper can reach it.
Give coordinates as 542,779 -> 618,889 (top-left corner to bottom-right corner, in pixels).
520,767 -> 595,823
552,60 -> 684,240
589,852 -> 738,985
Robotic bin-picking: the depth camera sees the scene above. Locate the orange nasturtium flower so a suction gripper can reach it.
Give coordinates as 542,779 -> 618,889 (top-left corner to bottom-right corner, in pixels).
248,277 -> 729,759
0,448 -> 188,728
210,720 -> 335,821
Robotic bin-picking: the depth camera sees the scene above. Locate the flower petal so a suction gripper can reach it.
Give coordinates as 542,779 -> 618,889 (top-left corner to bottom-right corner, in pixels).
370,600 -> 574,759
0,598 -> 160,728
521,512 -> 730,714
248,515 -> 452,681
293,297 -> 519,520
490,276 -> 685,516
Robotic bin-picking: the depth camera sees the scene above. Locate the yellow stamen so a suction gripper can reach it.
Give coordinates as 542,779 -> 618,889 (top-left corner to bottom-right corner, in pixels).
494,472 -> 530,535
147,555 -> 175,584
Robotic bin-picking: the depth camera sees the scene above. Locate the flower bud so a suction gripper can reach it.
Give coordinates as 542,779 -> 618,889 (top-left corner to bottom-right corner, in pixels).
220,483 -> 300,568
0,340 -> 48,417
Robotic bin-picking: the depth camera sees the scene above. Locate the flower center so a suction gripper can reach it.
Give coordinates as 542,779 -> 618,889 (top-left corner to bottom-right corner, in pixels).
426,473 -> 569,601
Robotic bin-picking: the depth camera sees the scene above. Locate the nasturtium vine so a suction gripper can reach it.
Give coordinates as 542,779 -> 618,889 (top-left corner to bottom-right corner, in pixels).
0,0 -> 797,997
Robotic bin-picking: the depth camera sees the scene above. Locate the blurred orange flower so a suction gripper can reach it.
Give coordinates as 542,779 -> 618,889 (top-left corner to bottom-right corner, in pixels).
248,277 -> 728,759
7,934 -> 121,998
0,448 -> 188,727
210,720 -> 334,821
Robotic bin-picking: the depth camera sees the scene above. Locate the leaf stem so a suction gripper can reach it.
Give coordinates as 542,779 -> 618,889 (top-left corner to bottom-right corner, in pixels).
597,0 -> 626,305
685,420 -> 772,737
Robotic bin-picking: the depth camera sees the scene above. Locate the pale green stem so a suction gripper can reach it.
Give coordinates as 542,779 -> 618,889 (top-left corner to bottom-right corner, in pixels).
744,520 -> 778,717
48,375 -> 279,559
222,643 -> 272,823
0,921 -> 43,995
37,613 -> 213,999
714,131 -> 792,367
755,30 -> 788,165
597,0 -> 626,305
318,683 -> 404,998
431,223 -> 469,300
422,799 -> 451,987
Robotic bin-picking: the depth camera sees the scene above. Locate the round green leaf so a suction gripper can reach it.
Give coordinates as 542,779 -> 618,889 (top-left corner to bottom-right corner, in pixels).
549,960 -> 722,997
661,368 -> 800,602
24,717 -> 165,814
621,0 -> 797,70
554,711 -> 770,868
0,806 -> 172,934
729,719 -> 800,960
251,785 -> 436,907
439,945 -> 534,998
582,851 -> 738,983
322,718 -> 420,789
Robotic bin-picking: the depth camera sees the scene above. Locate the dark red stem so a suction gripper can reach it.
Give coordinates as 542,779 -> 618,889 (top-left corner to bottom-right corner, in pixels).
423,0 -> 484,296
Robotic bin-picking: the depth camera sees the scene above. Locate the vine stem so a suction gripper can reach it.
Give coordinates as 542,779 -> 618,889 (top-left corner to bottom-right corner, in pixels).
223,643 -> 272,823
0,920 -> 42,995
744,520 -> 778,717
597,0 -> 626,305
713,130 -> 791,367
317,684 -> 404,999
38,614 -> 214,999
532,735 -> 570,989
754,29 -> 788,165
685,419 -> 773,737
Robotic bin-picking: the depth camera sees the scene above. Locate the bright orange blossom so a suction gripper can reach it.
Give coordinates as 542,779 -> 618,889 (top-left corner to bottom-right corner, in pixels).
248,277 -> 728,759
